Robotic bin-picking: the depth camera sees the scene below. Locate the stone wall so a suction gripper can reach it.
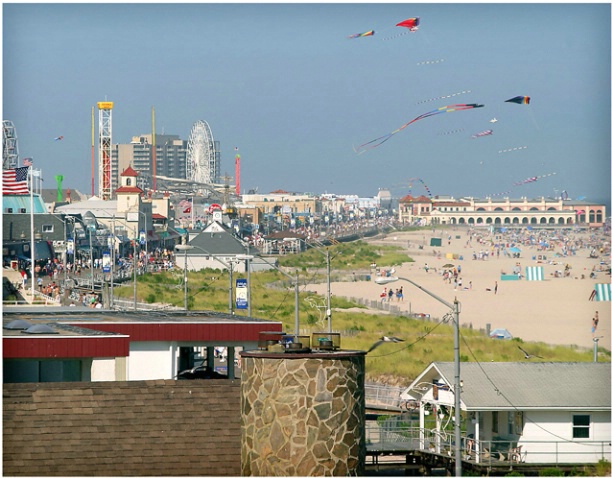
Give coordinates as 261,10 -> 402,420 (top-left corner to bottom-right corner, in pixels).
240,351 -> 366,476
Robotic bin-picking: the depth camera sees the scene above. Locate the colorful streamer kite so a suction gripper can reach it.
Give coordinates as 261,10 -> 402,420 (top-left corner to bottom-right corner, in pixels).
471,129 -> 493,139
354,103 -> 484,154
513,172 -> 556,187
347,30 -> 375,39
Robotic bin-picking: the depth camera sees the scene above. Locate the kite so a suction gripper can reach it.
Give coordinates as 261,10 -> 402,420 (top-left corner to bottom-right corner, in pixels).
513,172 -> 556,187
417,90 -> 471,105
396,17 -> 420,32
381,17 -> 420,40
354,103 -> 484,154
490,118 -> 498,123
348,30 -> 375,39
54,136 -> 64,141
408,177 -> 433,198
438,128 -> 464,136
498,146 -> 528,154
505,96 -> 530,105
471,129 -> 493,139
416,59 -> 445,66
352,16 -> 421,41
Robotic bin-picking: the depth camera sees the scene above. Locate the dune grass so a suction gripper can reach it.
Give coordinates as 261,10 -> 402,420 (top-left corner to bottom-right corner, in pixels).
113,240 -> 609,385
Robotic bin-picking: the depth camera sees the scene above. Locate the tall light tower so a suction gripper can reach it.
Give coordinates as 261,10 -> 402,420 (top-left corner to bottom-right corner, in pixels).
98,101 -> 113,200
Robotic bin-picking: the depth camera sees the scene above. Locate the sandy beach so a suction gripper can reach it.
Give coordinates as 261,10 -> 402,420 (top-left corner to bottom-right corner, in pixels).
304,228 -> 611,351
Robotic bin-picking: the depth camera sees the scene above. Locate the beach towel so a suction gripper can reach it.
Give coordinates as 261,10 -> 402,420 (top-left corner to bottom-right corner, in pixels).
525,266 -> 544,281
595,283 -> 611,301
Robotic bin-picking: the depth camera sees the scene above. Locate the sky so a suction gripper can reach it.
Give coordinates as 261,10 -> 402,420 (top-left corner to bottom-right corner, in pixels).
3,2 -> 611,205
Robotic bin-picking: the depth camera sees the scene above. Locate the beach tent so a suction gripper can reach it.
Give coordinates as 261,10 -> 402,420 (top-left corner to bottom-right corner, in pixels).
490,328 -> 513,339
525,266 -> 544,281
595,283 -> 611,301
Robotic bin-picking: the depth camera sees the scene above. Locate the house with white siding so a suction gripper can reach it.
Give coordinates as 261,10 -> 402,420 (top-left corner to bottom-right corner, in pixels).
400,362 -> 611,465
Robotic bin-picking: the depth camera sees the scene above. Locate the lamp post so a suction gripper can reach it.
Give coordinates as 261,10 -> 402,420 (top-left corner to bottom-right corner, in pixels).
257,256 -> 300,336
175,244 -> 240,315
285,238 -> 333,332
87,226 -> 95,293
376,275 -> 462,476
133,236 -> 138,310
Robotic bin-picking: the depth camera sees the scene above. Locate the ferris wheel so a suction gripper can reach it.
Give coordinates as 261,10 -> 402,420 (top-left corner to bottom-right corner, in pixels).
186,120 -> 218,186
3,120 -> 19,169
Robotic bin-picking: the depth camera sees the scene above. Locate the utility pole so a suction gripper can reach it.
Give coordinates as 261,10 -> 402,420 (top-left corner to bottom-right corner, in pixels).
376,275 -> 462,476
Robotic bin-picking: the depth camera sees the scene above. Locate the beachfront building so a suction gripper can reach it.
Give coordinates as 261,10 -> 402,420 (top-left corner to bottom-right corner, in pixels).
398,195 -> 607,228
400,362 -> 611,465
111,134 -> 189,193
3,308 -> 282,382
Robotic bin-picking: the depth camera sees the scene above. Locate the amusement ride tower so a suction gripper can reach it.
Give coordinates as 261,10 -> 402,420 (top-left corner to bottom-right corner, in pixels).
98,101 -> 113,200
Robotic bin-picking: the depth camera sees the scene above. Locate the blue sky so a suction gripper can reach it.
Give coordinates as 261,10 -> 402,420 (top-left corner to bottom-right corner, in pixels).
3,3 -> 611,204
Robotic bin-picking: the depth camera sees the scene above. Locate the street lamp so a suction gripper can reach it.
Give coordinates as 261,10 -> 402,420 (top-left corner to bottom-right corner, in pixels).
284,238 -> 333,332
375,275 -> 462,477
175,244 -> 238,315
257,256 -> 300,337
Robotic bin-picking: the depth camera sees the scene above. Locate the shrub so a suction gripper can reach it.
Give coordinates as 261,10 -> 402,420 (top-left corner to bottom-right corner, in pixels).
539,468 -> 564,476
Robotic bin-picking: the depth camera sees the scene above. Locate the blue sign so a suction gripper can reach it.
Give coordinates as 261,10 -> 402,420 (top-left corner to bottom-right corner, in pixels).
102,252 -> 111,273
139,230 -> 146,245
235,278 -> 248,310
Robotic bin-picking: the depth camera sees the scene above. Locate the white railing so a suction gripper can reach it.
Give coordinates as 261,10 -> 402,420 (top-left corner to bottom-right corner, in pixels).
365,423 -> 612,465
365,383 -> 405,410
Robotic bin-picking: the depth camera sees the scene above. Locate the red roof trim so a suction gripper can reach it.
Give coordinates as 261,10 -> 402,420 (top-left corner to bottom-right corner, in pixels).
3,336 -> 130,359
70,322 -> 283,342
115,186 -> 144,194
152,213 -> 166,219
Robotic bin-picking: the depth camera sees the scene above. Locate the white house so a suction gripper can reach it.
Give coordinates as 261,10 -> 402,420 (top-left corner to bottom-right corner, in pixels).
400,362 -> 611,465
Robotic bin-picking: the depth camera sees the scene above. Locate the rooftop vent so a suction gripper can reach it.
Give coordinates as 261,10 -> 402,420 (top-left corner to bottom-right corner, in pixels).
3,319 -> 33,330
21,324 -> 59,335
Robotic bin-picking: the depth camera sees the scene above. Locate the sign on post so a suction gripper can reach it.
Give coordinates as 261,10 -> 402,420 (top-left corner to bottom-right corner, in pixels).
236,278 -> 248,310
102,252 -> 111,273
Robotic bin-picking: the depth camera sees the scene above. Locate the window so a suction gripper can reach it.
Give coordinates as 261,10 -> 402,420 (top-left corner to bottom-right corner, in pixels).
508,411 -> 515,435
42,224 -> 54,233
573,415 -> 590,438
492,411 -> 499,433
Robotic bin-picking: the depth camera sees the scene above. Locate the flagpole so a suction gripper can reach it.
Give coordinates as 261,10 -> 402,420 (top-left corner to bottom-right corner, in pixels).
29,167 -> 36,304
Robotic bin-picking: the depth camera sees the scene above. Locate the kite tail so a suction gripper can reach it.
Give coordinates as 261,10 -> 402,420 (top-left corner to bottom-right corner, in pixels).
381,30 -> 411,41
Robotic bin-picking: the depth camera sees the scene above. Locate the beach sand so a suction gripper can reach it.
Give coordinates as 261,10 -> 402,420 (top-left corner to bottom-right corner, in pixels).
304,229 -> 610,351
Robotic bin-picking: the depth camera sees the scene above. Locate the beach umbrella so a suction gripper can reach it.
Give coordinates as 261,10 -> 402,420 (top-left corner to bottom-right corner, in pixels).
442,263 -> 455,268
489,328 -> 513,340
509,247 -> 521,253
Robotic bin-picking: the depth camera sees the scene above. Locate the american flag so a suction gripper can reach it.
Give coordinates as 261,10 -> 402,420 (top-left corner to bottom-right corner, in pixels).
3,167 -> 30,195
23,158 -> 33,167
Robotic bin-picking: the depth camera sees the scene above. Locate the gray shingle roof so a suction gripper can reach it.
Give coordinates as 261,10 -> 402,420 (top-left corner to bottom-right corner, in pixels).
423,362 -> 611,410
187,227 -> 249,255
